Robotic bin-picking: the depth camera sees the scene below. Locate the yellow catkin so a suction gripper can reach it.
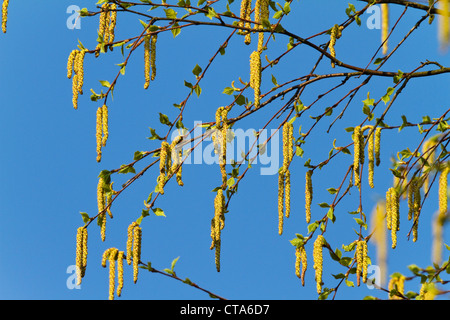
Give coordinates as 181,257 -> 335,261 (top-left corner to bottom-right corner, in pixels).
374,127 -> 381,166
412,180 -> 421,242
282,122 -> 293,219
75,227 -> 86,285
295,246 -> 307,286
249,51 -> 261,108
381,4 -> 389,55
370,201 -> 387,286
305,170 -> 313,224
2,0 -> 9,33
144,34 -> 150,89
355,240 -> 363,287
433,163 -> 449,264
285,169 -> 291,218
220,108 -> 228,186
101,104 -> 109,147
107,4 -> 117,45
439,0 -> 450,47
278,169 -> 285,235
108,248 -> 118,300
389,188 -> 399,249
419,282 -> 437,300
81,227 -> 88,278
386,188 -> 392,231
368,127 -> 375,188
67,50 -> 78,79
239,0 -> 252,45
158,141 -> 171,194
151,34 -> 157,81
133,225 -> 142,283
313,235 -> 325,294
362,240 -> 368,284
96,108 -> 103,162
407,178 -> 416,221
126,222 -> 137,265
75,50 -> 85,95
101,248 -> 112,268
213,189 -> 225,272
97,176 -> 107,242
96,4 -> 109,57
255,0 -> 269,52
439,163 -> 448,217
353,126 -> 361,187
388,275 -> 405,299
170,136 -> 184,186
116,251 -> 124,297
71,49 -> 85,110
329,24 -> 343,68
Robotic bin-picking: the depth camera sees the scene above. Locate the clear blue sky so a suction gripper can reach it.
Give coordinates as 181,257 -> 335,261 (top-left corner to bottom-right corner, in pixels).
0,0 -> 449,300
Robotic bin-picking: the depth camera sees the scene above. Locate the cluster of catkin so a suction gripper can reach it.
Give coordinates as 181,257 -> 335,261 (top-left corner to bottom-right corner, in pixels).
313,235 -> 325,294
381,4 -> 389,55
67,49 -> 86,110
95,3 -> 117,57
329,24 -> 343,68
75,227 -> 88,286
355,240 -> 368,287
144,33 -> 157,89
96,104 -> 109,162
352,126 -> 381,189
211,189 -> 225,272
102,248 -> 124,300
294,246 -> 307,286
158,137 -> 184,194
1,0 -> 9,33
278,122 -> 293,235
388,274 -> 405,299
127,222 -> 142,283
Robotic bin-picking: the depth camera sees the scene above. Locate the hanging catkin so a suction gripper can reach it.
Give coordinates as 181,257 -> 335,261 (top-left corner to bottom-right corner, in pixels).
305,170 -> 313,224
313,235 -> 325,294
329,24 -> 343,68
353,126 -> 362,188
1,0 -> 9,33
439,0 -> 450,47
249,51 -> 262,108
381,4 -> 389,55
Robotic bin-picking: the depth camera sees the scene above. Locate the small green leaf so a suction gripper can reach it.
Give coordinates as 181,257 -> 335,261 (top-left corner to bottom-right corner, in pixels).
152,207 -> 166,217
80,212 -> 90,224
164,8 -> 178,19
99,80 -> 111,88
192,64 -> 202,77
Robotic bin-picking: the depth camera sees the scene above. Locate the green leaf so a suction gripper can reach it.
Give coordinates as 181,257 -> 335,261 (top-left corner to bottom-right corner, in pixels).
134,151 -> 146,161
99,80 -> 111,88
192,64 -> 202,77
118,165 -> 136,174
170,256 -> 180,271
164,8 -> 178,19
318,202 -> 330,208
152,207 -> 166,217
159,113 -> 172,126
80,212 -> 90,224
327,208 -> 336,223
171,22 -> 181,38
